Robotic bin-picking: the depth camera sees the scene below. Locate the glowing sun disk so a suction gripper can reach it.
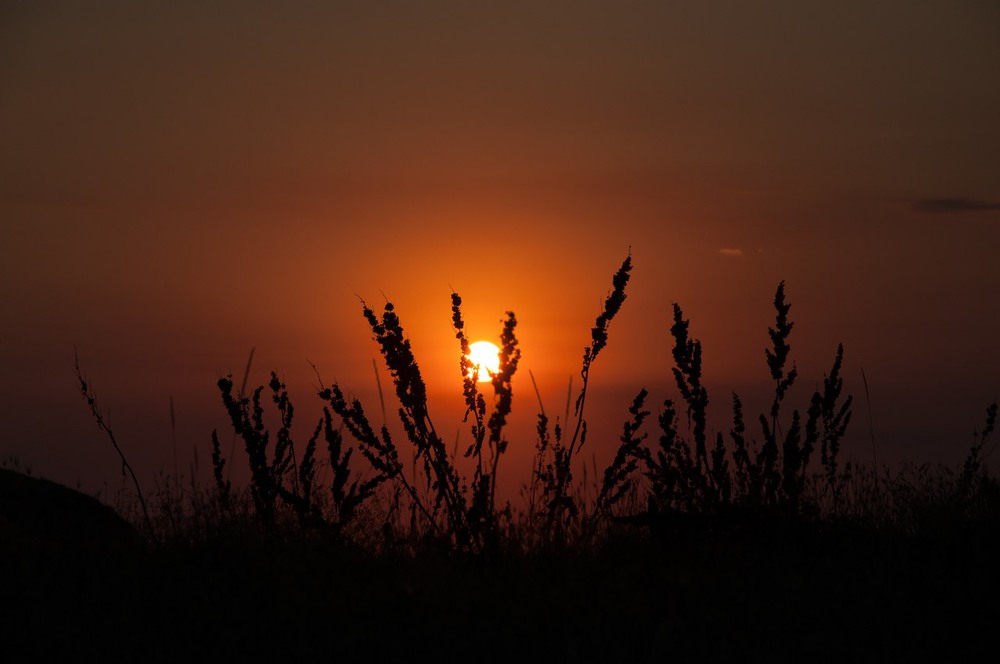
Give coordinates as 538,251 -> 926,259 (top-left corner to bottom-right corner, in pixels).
467,341 -> 501,383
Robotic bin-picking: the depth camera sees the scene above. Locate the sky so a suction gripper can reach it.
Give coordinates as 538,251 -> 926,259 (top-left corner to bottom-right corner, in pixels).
2,1 -> 999,499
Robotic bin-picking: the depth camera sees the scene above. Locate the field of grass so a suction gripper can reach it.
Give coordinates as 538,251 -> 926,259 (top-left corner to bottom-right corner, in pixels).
4,253 -> 998,661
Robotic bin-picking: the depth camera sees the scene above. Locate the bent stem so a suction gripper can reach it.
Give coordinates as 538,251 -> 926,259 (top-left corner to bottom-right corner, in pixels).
75,349 -> 154,540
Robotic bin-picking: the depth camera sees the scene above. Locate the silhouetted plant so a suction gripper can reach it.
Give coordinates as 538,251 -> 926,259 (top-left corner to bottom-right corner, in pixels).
757,281 -> 797,504
318,382 -> 420,531
217,376 -> 278,524
642,397 -> 696,511
710,431 -> 732,504
313,400 -> 385,527
450,292 -> 521,551
959,401 -> 998,496
294,418 -> 319,522
670,303 -> 710,480
638,303 -> 723,513
486,310 -> 520,508
537,254 -> 632,541
214,371 -> 329,528
359,300 -> 471,545
76,255 -> 1000,562
209,430 -> 231,505
818,344 -> 853,505
268,373 -> 299,495
729,393 -> 753,501
846,407 -> 999,535
75,351 -> 154,538
592,389 -> 649,523
752,282 -> 853,511
633,282 -> 853,519
454,297 -> 488,539
525,369 -> 561,528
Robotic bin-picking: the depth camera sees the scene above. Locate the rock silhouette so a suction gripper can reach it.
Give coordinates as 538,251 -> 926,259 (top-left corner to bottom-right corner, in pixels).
0,468 -> 141,561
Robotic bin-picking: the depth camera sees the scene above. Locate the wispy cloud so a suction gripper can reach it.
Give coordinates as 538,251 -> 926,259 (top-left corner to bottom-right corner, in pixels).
718,248 -> 744,257
914,198 -> 1000,213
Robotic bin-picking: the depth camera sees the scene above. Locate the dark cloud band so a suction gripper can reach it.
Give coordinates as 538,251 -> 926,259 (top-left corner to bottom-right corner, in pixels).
915,198 -> 1000,213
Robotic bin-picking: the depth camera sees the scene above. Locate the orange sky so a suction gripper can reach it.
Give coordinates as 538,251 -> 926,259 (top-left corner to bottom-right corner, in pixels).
2,1 -> 999,496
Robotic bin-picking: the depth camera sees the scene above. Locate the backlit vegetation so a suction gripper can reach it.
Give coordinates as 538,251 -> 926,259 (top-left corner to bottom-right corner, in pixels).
75,254 -> 997,554
9,253 -> 994,660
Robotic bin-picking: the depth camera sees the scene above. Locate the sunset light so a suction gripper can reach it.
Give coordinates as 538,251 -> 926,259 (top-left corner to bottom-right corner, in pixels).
467,340 -> 501,382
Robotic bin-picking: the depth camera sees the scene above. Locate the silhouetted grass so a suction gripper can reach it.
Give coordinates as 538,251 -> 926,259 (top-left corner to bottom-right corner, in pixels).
77,251 -> 996,551
20,253 -> 998,660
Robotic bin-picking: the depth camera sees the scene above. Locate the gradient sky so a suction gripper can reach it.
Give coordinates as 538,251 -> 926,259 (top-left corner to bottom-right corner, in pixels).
2,1 -> 998,497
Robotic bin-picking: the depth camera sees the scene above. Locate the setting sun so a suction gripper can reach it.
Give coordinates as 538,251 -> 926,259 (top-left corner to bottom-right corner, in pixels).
467,341 -> 501,382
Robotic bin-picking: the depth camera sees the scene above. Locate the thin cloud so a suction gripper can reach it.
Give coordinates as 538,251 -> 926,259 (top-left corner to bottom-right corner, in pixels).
914,198 -> 1000,213
718,248 -> 744,257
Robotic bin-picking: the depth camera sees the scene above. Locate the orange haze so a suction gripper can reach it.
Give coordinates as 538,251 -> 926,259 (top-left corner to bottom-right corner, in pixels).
2,2 -> 998,496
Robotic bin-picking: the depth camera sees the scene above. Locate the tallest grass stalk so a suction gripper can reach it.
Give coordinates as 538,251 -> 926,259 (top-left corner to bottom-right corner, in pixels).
539,254 -> 632,540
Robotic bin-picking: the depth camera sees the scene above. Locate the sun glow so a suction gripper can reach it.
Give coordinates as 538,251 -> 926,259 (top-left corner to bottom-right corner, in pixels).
467,341 -> 501,383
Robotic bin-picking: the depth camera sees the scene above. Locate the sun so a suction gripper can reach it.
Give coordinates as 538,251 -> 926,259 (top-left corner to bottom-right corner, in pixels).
467,341 -> 501,383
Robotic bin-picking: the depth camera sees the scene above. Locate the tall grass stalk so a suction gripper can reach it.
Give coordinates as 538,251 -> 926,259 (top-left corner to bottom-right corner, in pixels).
75,349 -> 154,539
538,254 -> 632,541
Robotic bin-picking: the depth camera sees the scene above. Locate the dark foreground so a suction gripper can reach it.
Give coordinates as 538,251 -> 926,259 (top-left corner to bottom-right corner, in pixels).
3,512 -> 998,663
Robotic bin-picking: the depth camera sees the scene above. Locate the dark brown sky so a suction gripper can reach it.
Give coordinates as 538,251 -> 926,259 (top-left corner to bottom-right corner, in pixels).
2,1 -> 998,495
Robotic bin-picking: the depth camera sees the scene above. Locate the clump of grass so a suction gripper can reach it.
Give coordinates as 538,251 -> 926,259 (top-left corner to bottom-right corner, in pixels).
638,303 -> 718,512
213,369 -> 381,535
616,281 -> 855,529
835,401 -> 998,536
215,373 -> 292,526
314,295 -> 524,554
